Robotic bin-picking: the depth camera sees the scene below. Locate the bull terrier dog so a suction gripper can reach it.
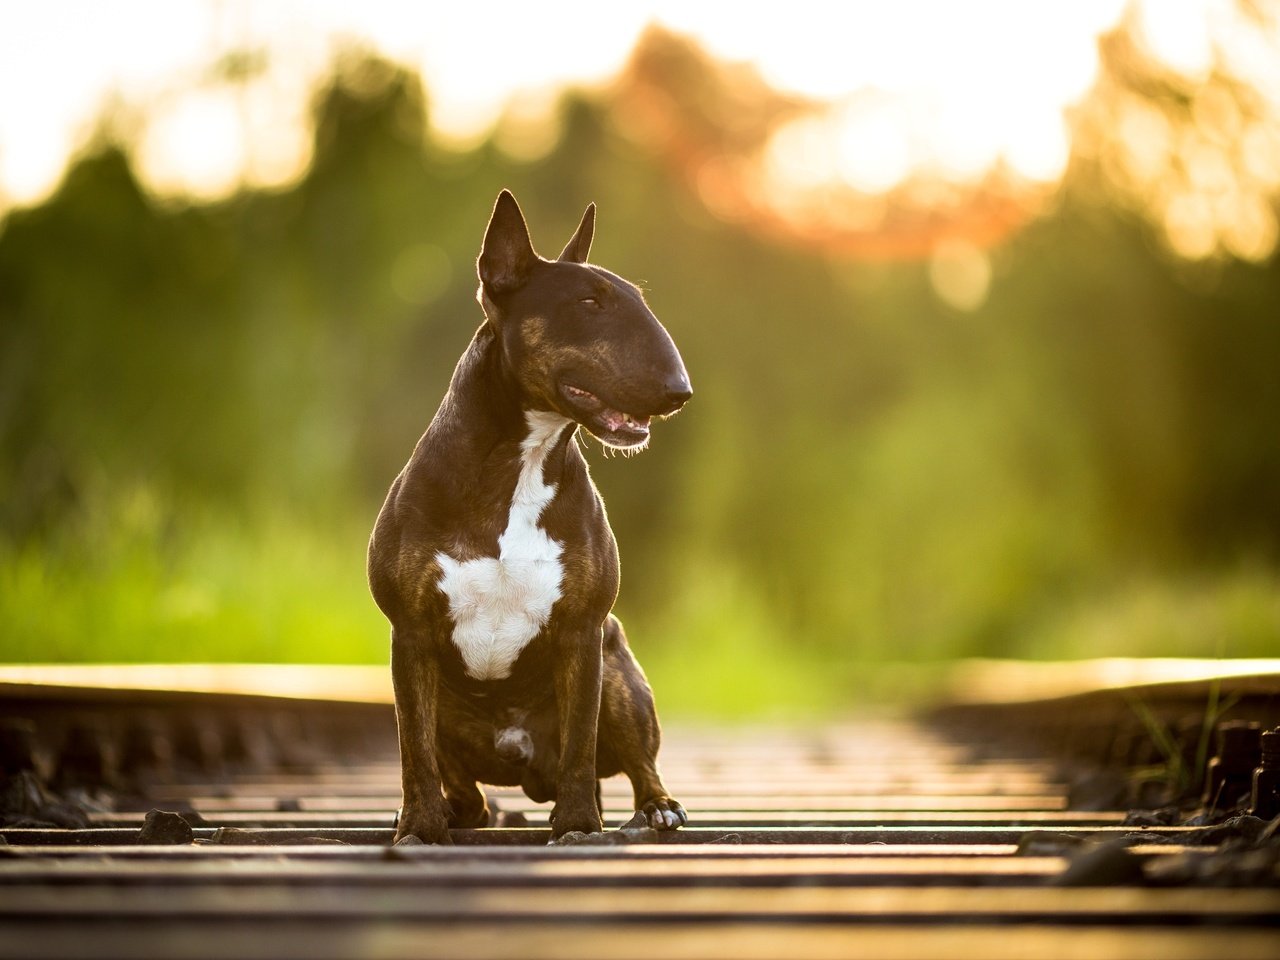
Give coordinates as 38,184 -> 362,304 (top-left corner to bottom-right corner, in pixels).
368,190 -> 691,843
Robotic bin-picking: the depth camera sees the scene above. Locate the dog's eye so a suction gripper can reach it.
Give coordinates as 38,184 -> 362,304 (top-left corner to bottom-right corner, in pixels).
579,297 -> 601,308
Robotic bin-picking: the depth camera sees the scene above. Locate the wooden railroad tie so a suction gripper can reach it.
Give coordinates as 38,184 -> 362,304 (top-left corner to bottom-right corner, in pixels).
1,661 -> 1278,960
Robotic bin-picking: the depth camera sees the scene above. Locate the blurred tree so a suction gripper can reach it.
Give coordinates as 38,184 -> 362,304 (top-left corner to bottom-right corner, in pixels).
1,36 -> 1277,676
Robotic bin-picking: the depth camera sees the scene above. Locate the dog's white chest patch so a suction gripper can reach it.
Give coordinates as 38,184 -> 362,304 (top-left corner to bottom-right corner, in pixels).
435,411 -> 569,680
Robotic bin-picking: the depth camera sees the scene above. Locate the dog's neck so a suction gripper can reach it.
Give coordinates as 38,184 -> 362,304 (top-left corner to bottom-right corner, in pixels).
438,322 -> 576,467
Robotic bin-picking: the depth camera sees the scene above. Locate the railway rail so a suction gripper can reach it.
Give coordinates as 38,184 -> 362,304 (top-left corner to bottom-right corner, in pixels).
2,661 -> 1278,959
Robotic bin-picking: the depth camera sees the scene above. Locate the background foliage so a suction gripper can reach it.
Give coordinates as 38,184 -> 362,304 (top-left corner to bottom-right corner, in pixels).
2,42 -> 1278,715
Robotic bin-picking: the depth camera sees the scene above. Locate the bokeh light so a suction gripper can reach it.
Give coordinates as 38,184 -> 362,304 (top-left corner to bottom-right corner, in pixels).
4,1 -> 1278,269
1076,0 -> 1280,262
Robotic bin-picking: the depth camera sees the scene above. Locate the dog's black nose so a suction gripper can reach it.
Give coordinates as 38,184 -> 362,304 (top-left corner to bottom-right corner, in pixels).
660,377 -> 693,414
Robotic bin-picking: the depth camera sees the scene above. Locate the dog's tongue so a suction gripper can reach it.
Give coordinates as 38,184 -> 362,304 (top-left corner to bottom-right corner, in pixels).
563,385 -> 651,435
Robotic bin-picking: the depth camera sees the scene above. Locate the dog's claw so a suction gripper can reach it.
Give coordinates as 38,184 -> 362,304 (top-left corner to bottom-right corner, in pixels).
641,797 -> 687,831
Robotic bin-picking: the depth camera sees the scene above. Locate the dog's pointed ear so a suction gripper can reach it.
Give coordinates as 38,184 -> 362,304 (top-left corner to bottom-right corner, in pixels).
478,190 -> 537,295
557,202 -> 595,264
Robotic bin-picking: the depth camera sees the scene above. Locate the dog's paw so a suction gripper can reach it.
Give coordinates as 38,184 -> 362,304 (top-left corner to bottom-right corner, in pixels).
445,800 -> 491,830
394,822 -> 452,845
549,803 -> 604,839
393,804 -> 452,846
640,796 -> 688,831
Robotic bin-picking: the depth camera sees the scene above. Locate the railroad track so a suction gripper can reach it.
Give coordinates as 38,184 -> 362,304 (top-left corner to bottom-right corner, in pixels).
2,662 -> 1278,959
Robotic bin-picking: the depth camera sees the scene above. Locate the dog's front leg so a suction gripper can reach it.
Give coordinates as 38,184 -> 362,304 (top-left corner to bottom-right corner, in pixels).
550,626 -> 605,838
390,626 -> 451,844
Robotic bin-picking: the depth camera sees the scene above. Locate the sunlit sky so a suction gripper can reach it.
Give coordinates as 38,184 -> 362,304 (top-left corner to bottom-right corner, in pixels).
0,0 -> 1265,220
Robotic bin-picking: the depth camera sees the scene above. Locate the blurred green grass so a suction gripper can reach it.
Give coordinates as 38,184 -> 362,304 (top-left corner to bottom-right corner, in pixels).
0,489 -> 383,665
3,481 -> 1275,718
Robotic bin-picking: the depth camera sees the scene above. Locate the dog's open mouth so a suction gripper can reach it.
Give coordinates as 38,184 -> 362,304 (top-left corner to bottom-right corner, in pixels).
560,383 -> 652,448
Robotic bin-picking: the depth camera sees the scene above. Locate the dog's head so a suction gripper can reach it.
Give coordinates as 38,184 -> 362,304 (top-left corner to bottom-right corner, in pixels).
476,190 -> 691,451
